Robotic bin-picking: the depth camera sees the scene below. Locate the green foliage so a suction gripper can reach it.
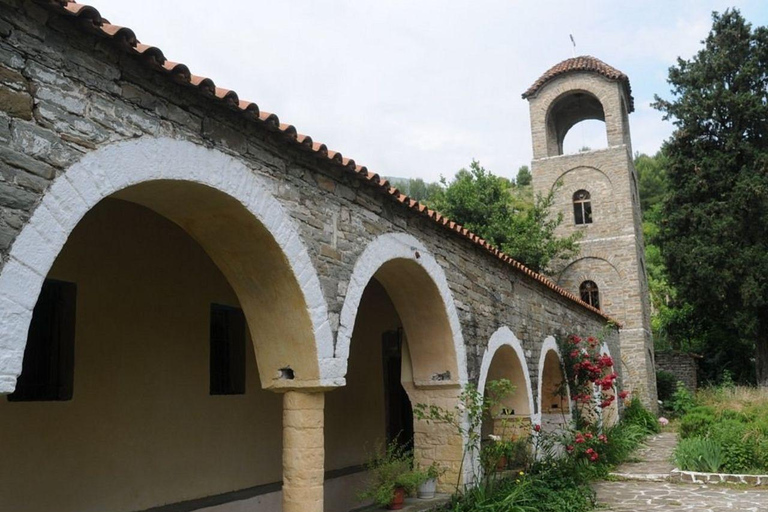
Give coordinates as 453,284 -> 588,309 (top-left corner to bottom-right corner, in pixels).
429,161 -> 580,273
670,382 -> 696,416
652,9 -> 768,385
447,471 -> 596,512
516,165 -> 532,187
678,410 -> 716,439
709,420 -> 759,473
621,399 -> 661,434
676,386 -> 768,473
385,176 -> 443,203
655,370 -> 677,402
358,441 -> 425,506
674,438 -> 723,472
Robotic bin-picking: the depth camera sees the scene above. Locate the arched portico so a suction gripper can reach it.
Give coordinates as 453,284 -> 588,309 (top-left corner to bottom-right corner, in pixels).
334,233 -> 467,491
537,336 -> 572,433
0,137 -> 339,512
0,137 -> 339,393
478,327 -> 534,415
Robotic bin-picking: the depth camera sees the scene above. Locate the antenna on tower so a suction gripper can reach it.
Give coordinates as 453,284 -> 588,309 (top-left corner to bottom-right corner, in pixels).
569,34 -> 576,57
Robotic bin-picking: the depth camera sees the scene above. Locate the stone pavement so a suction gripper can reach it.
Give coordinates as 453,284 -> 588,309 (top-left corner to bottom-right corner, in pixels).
594,431 -> 768,511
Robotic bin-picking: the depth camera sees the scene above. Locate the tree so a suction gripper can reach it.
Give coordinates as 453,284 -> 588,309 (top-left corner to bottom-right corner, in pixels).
516,165 -> 532,186
652,9 -> 768,386
386,177 -> 442,203
430,161 -> 579,273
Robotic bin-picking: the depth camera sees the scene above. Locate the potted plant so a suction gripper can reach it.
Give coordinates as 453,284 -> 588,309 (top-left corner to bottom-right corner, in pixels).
416,461 -> 444,499
358,442 -> 421,510
481,434 -> 513,473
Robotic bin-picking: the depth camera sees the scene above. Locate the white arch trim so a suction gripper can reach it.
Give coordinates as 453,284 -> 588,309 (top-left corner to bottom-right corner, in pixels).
537,336 -> 572,417
336,232 -> 468,385
0,137 -> 338,393
477,326 -> 535,416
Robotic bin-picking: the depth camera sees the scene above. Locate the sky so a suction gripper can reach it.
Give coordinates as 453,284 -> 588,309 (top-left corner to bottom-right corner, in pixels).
84,1 -> 768,182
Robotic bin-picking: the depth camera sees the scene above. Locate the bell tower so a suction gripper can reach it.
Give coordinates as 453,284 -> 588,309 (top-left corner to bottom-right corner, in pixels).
523,56 -> 657,410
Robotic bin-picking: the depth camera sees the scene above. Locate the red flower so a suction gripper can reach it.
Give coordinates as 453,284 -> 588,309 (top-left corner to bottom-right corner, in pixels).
598,434 -> 607,443
618,390 -> 630,399
533,424 -> 541,432
585,432 -> 593,440
590,452 -> 599,461
566,445 -> 574,453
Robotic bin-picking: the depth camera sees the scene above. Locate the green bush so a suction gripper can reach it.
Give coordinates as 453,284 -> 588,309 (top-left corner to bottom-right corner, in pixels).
621,399 -> 660,434
656,370 -> 677,402
708,420 -> 759,473
674,437 -> 723,472
670,381 -> 696,416
678,411 -> 715,439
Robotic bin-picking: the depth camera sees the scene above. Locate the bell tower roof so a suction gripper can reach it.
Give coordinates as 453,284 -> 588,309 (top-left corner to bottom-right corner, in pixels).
522,56 -> 634,112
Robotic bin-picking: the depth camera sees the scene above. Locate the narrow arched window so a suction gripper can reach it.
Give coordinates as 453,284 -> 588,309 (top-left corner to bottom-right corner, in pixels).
580,280 -> 600,309
573,190 -> 593,225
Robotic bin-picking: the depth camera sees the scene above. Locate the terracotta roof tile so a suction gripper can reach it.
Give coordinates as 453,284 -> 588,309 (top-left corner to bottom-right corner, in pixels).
36,0 -> 619,326
523,55 -> 634,112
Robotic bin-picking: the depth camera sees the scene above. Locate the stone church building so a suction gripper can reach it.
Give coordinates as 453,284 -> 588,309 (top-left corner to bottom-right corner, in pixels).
0,2 -> 652,512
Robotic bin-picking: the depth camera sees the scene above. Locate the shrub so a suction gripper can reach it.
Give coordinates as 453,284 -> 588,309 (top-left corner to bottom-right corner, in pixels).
622,399 -> 660,434
678,411 -> 715,439
674,438 -> 723,472
708,420 -> 759,473
670,381 -> 696,416
656,370 -> 677,403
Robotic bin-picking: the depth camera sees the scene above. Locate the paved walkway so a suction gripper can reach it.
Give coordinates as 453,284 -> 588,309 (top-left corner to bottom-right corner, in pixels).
594,432 -> 768,511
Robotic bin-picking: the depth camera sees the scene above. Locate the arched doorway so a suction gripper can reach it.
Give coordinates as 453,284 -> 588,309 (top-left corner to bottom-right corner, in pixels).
0,138 -> 335,512
537,336 -> 571,433
331,233 -> 467,497
477,328 -> 535,469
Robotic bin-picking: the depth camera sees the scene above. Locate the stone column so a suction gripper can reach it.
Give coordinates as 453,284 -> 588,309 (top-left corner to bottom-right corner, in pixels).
283,390 -> 325,512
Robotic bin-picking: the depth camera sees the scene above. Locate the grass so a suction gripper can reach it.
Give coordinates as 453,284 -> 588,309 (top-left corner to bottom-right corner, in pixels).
672,385 -> 768,474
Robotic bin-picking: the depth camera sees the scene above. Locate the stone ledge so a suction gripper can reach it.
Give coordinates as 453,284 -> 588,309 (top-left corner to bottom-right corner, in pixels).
670,468 -> 768,486
608,472 -> 669,482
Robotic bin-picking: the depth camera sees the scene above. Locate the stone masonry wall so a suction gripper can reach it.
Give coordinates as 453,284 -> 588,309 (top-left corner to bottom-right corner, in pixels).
0,2 -> 620,409
655,352 -> 698,393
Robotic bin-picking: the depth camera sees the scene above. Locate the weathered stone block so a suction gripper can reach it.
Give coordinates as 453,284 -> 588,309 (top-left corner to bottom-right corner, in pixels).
0,85 -> 32,120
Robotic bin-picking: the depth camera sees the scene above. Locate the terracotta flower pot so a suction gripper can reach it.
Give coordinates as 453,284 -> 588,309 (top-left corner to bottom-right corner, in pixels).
387,486 -> 406,510
496,455 -> 508,472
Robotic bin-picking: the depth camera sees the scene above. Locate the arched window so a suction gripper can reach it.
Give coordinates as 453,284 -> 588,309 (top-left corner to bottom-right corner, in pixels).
580,280 -> 600,309
573,190 -> 592,225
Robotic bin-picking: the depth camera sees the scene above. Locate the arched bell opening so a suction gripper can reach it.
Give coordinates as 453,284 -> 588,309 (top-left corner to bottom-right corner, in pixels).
545,90 -> 608,156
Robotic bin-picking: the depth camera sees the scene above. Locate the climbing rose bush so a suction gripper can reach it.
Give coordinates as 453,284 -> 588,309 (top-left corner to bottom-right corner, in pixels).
557,334 -> 630,464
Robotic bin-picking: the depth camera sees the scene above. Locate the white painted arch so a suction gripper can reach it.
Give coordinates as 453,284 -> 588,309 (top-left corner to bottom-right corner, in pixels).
0,137 -> 340,393
477,326 -> 535,417
336,232 -> 468,386
537,336 -> 572,416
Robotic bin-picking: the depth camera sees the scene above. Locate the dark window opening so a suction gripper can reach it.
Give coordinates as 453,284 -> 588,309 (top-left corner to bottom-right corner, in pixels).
210,304 -> 246,395
382,329 -> 414,450
9,279 -> 76,402
580,280 -> 600,310
573,190 -> 593,225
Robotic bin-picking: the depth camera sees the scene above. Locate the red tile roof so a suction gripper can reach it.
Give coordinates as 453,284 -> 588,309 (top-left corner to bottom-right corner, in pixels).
523,56 -> 634,112
35,1 -> 619,326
